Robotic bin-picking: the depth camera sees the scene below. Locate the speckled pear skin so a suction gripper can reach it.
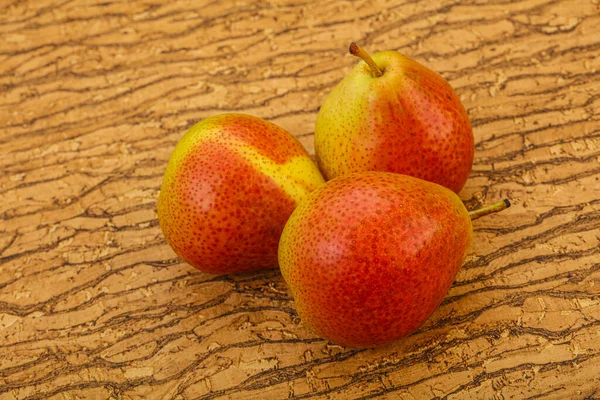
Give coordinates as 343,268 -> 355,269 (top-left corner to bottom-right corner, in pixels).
158,113 -> 325,275
278,172 -> 472,348
315,50 -> 474,193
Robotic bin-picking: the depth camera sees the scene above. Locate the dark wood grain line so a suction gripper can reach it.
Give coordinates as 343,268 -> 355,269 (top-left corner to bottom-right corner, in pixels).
446,257 -> 600,307
464,209 -> 600,271
473,198 -> 600,235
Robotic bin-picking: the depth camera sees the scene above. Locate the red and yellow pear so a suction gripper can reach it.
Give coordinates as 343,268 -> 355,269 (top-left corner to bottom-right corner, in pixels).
278,172 -> 509,348
315,43 -> 474,193
158,113 -> 325,275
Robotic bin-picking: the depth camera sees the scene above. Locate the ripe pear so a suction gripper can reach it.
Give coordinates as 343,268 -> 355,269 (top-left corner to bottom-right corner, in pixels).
315,43 -> 474,193
278,172 -> 509,348
158,113 -> 325,275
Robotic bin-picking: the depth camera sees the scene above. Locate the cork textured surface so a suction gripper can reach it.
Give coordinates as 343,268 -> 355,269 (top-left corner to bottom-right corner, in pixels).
1,0 -> 599,398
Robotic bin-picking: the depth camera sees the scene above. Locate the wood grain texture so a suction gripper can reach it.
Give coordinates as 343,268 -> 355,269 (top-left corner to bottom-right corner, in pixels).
1,0 -> 599,398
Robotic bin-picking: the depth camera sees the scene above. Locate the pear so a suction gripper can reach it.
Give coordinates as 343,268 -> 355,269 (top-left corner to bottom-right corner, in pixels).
278,172 -> 509,348
315,43 -> 474,193
158,113 -> 325,275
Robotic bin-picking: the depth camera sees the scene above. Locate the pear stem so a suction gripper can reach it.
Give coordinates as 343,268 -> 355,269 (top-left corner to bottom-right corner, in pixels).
349,42 -> 383,78
469,199 -> 511,221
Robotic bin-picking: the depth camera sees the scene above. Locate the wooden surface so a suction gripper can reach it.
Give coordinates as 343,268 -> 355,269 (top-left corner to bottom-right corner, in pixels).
1,0 -> 599,398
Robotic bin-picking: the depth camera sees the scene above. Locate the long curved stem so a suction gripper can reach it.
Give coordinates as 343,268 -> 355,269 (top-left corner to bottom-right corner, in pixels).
469,199 -> 511,221
349,42 -> 383,78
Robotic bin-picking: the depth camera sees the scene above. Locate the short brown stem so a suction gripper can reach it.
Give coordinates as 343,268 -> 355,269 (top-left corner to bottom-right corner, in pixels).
349,42 -> 383,78
469,199 -> 511,221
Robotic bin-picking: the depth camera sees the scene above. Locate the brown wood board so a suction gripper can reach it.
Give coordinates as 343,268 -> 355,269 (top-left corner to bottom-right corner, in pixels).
1,0 -> 599,398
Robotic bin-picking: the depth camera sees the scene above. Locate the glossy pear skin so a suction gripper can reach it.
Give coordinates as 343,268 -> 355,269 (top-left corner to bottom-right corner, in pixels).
278,172 -> 472,348
315,51 -> 474,193
158,113 -> 325,275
